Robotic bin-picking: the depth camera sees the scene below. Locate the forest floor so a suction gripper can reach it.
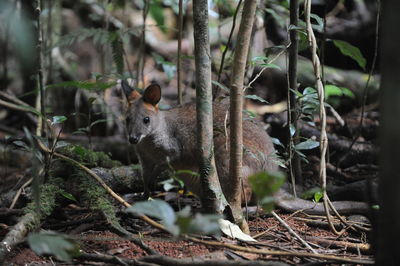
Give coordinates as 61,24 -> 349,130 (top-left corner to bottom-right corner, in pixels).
2,167 -> 374,265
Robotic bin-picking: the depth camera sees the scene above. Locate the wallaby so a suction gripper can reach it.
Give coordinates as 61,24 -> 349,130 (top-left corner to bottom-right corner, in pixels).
122,81 -> 278,202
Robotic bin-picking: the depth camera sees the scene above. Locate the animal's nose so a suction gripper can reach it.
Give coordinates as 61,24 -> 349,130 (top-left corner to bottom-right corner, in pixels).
129,135 -> 139,144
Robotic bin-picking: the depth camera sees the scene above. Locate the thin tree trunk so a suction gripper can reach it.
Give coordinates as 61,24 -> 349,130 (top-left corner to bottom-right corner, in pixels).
288,0 -> 302,189
192,0 -> 228,214
229,0 -> 258,224
377,0 -> 400,264
177,0 -> 183,104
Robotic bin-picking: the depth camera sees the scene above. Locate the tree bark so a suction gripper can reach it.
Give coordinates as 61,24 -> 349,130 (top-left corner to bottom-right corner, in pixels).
377,0 -> 400,264
192,0 -> 228,214
288,0 -> 302,188
229,0 -> 258,224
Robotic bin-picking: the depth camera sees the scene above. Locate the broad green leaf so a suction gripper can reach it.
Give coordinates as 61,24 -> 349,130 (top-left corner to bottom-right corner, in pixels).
51,116 -> 67,125
149,0 -> 166,33
314,191 -> 323,202
28,232 -> 80,263
333,40 -> 366,70
294,139 -> 319,150
249,171 -> 285,213
175,206 -> 220,236
301,187 -> 323,200
310,13 -> 324,32
325,84 -> 355,99
126,199 -> 176,228
245,94 -> 269,104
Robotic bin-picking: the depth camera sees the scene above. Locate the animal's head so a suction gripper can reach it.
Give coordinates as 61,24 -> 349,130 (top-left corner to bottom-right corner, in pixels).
122,80 -> 162,144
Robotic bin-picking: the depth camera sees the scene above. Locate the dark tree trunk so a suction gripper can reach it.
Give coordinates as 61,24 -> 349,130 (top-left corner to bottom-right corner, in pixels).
377,0 -> 400,264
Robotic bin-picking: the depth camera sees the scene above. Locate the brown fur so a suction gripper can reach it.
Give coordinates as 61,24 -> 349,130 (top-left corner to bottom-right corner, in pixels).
125,84 -> 278,201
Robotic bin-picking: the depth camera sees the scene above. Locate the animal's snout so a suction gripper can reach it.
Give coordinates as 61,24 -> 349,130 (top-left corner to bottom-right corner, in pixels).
129,135 -> 141,144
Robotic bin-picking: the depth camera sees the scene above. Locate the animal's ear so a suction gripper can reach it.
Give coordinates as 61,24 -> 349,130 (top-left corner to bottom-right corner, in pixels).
143,84 -> 161,105
121,80 -> 141,103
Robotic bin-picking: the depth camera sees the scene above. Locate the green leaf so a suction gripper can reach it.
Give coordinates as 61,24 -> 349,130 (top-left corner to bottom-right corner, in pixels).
28,232 -> 80,263
245,94 -> 269,104
55,141 -> 70,149
310,13 -> 324,32
289,124 -> 296,137
325,84 -> 355,99
126,199 -> 176,228
301,187 -> 323,200
212,80 -> 230,92
271,137 -> 284,148
51,116 -> 67,125
259,63 -> 281,70
294,139 -> 319,150
249,171 -> 285,213
314,191 -> 323,202
251,55 -> 268,63
60,191 -> 78,202
243,110 -> 256,118
333,40 -> 366,70
149,0 -> 166,33
174,206 -> 220,236
13,140 -> 29,150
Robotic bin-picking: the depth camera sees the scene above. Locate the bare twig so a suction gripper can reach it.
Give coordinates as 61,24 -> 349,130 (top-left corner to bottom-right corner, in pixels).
35,0 -> 46,137
9,178 -> 33,209
271,211 -> 317,254
187,236 -> 374,264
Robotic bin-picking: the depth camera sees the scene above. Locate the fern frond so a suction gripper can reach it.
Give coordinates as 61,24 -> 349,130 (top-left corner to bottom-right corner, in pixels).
109,31 -> 124,75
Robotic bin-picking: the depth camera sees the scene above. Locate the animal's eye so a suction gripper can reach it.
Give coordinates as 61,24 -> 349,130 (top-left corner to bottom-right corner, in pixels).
143,117 -> 150,124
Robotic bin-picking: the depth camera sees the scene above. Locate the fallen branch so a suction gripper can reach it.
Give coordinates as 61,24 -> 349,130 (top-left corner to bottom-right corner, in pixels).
305,236 -> 371,254
271,211 -> 317,254
186,236 -> 373,264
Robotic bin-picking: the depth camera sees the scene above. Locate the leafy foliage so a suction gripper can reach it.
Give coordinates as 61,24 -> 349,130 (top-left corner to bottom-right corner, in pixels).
333,40 -> 367,71
249,171 -> 285,213
28,231 -> 80,263
51,116 -> 67,126
126,200 -> 220,236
